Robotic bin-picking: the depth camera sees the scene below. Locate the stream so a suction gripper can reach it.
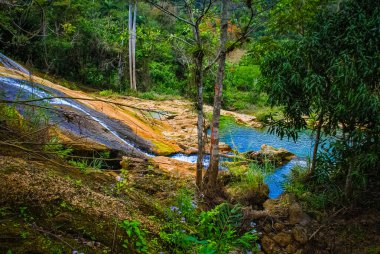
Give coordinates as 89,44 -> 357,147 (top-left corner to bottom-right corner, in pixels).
218,123 -> 313,198
172,123 -> 316,198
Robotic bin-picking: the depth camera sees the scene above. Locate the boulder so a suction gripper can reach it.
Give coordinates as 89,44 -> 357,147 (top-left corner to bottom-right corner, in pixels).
289,203 -> 311,225
263,197 -> 290,218
261,235 -> 280,254
120,156 -> 148,170
204,142 -> 232,153
286,244 -> 298,254
292,226 -> 308,244
244,144 -> 295,166
150,156 -> 195,178
273,232 -> 293,247
274,222 -> 285,231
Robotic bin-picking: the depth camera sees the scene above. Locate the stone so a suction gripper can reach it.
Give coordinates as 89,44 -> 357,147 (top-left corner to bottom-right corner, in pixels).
273,232 -> 293,247
263,223 -> 272,233
120,156 -> 148,170
228,250 -> 243,254
289,203 -> 311,225
285,244 -> 298,254
263,198 -> 289,218
151,156 -> 195,178
219,142 -> 233,153
261,235 -> 280,254
292,226 -> 308,244
274,222 -> 285,231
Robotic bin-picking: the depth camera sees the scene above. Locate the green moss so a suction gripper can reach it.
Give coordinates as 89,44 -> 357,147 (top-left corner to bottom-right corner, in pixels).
152,140 -> 177,155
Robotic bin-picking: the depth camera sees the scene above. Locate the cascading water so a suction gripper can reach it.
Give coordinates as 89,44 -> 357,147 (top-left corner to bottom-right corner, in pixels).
0,76 -> 153,157
0,52 -> 31,76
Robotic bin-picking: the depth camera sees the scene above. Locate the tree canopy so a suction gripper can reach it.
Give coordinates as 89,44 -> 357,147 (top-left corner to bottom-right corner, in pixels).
260,0 -> 379,200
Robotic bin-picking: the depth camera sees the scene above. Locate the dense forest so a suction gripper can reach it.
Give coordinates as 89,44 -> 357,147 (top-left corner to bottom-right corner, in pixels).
0,0 -> 379,253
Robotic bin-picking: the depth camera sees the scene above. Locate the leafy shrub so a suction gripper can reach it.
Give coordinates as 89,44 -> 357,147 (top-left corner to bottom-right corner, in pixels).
284,165 -> 344,212
120,220 -> 148,253
98,89 -> 115,97
44,137 -> 73,159
148,61 -> 183,94
159,189 -> 258,253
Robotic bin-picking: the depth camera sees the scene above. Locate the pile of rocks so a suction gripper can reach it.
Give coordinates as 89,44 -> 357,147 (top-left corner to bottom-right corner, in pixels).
245,194 -> 311,254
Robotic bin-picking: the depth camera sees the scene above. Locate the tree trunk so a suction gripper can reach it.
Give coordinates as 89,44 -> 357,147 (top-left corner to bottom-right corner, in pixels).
132,2 -> 137,90
191,22 -> 205,190
128,1 -> 133,90
41,7 -> 49,70
310,113 -> 323,175
194,53 -> 204,190
345,162 -> 353,199
118,52 -> 123,89
203,0 -> 229,194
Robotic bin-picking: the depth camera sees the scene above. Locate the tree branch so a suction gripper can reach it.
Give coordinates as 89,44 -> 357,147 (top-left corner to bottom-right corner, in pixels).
145,0 -> 195,27
204,1 -> 279,72
0,97 -> 170,115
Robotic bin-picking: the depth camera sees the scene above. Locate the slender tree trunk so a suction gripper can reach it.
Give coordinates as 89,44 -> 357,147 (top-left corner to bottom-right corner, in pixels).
345,161 -> 353,199
310,113 -> 323,175
118,52 -> 124,89
132,2 -> 137,90
41,7 -> 49,70
194,53 -> 204,190
191,22 -> 205,190
203,0 -> 229,193
128,1 -> 133,90
345,135 -> 355,199
118,20 -> 125,91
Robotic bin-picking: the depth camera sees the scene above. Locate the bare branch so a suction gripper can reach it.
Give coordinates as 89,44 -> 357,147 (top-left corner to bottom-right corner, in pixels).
0,96 -> 170,115
146,0 -> 195,27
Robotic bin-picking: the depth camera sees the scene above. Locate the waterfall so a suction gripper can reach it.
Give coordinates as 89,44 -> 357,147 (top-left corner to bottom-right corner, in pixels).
0,77 -> 153,157
0,53 -> 31,76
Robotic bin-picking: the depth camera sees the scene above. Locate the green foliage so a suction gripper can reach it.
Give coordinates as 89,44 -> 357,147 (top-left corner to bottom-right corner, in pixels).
159,189 -> 258,253
204,61 -> 269,111
116,169 -> 132,194
260,0 -> 380,203
229,162 -> 269,190
284,165 -> 344,212
148,61 -> 183,94
67,151 -> 109,172
268,0 -> 328,35
44,137 -> 74,159
0,103 -> 50,146
0,1 -> 183,91
226,161 -> 273,205
98,89 -> 115,97
120,219 -> 148,253
0,105 -> 23,129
